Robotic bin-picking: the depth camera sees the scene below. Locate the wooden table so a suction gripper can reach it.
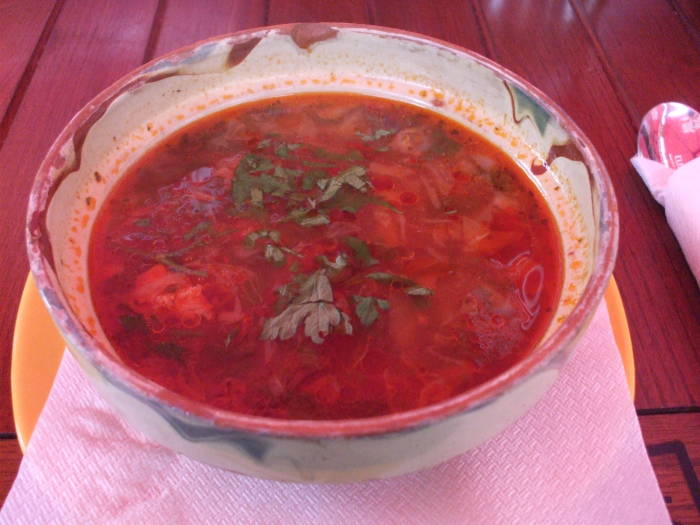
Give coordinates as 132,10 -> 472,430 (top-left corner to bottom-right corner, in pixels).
1,0 -> 699,521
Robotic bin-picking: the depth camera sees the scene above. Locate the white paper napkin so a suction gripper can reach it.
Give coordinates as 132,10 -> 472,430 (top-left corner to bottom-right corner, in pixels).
0,302 -> 670,524
631,155 -> 700,286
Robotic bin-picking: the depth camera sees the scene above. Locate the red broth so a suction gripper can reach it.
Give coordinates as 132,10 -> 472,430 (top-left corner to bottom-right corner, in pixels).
89,93 -> 562,420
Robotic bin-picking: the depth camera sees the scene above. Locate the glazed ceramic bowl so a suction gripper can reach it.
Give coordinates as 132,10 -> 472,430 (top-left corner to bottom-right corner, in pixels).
26,24 -> 618,482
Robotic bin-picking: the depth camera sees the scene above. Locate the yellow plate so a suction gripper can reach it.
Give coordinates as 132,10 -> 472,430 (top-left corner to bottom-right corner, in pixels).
11,274 -> 635,452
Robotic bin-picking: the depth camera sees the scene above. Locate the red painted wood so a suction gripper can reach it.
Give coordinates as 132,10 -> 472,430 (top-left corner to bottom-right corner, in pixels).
577,0 -> 700,122
369,0 -> 485,52
672,0 -> 700,42
475,0 -> 700,410
268,0 -> 368,24
640,413 -> 700,523
0,0 -> 55,122
0,0 -> 159,433
150,0 -> 265,59
0,440 -> 22,507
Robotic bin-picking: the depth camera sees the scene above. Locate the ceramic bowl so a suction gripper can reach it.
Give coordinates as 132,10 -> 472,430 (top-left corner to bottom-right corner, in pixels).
26,24 -> 618,482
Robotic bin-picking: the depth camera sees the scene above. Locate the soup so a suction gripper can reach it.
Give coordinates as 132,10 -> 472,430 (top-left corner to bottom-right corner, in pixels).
89,93 -> 562,420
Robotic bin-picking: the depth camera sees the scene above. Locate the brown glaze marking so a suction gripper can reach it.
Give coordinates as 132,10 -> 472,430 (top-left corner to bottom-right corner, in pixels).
35,68 -> 182,271
546,143 -> 586,166
52,70 -> 179,198
28,210 -> 55,271
505,80 -> 524,125
226,37 -> 262,67
530,143 -> 587,176
143,70 -> 179,84
288,23 -> 338,50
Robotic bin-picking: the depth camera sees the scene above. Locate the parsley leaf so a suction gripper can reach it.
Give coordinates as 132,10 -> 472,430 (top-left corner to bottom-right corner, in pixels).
299,214 -> 330,227
318,166 -> 370,202
261,271 -> 353,344
119,313 -> 147,332
344,236 -> 378,267
366,272 -> 414,285
302,169 -> 328,190
355,129 -> 395,142
184,221 -> 212,241
250,187 -> 264,207
154,255 -> 207,277
232,154 -> 290,207
153,341 -> 185,360
406,285 -> 433,296
244,229 -> 281,246
237,153 -> 274,176
427,127 -> 460,158
274,142 -> 301,158
353,295 -> 390,326
318,253 -> 347,271
366,272 -> 434,296
264,244 -> 285,264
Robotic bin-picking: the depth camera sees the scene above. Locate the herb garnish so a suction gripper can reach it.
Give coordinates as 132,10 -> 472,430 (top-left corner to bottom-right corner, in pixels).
427,127 -> 460,158
115,243 -> 207,277
317,166 -> 370,202
274,143 -> 301,158
366,272 -> 433,296
244,229 -> 281,246
184,221 -> 212,241
231,153 -> 290,207
299,214 -> 330,227
245,229 -> 299,264
318,253 -> 347,271
261,271 -> 352,344
355,129 -> 395,142
154,341 -> 185,360
119,313 -> 147,332
353,295 -> 390,326
344,236 -> 378,267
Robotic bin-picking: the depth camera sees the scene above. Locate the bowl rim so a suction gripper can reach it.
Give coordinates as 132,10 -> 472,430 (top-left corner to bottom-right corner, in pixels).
26,22 -> 619,438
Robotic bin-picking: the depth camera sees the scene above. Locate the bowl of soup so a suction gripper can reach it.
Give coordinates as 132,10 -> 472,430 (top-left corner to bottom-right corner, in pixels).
26,24 -> 617,482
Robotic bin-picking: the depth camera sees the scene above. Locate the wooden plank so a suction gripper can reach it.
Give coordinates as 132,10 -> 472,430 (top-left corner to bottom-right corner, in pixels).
369,0 -> 485,52
0,0 -> 159,433
575,0 -> 700,122
0,439 -> 22,507
150,0 -> 266,59
268,0 -> 368,24
671,0 -> 700,45
640,413 -> 700,524
474,0 -> 700,410
0,0 -> 55,122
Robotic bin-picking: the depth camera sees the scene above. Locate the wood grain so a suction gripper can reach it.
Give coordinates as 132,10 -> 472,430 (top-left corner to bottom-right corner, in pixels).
0,0 -> 159,433
268,0 -> 369,24
671,0 -> 700,45
571,0 -> 700,410
576,0 -> 700,123
369,0 -> 484,52
640,413 -> 700,524
0,0 -> 56,122
150,0 -> 265,59
474,0 -> 700,410
0,440 -> 22,507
